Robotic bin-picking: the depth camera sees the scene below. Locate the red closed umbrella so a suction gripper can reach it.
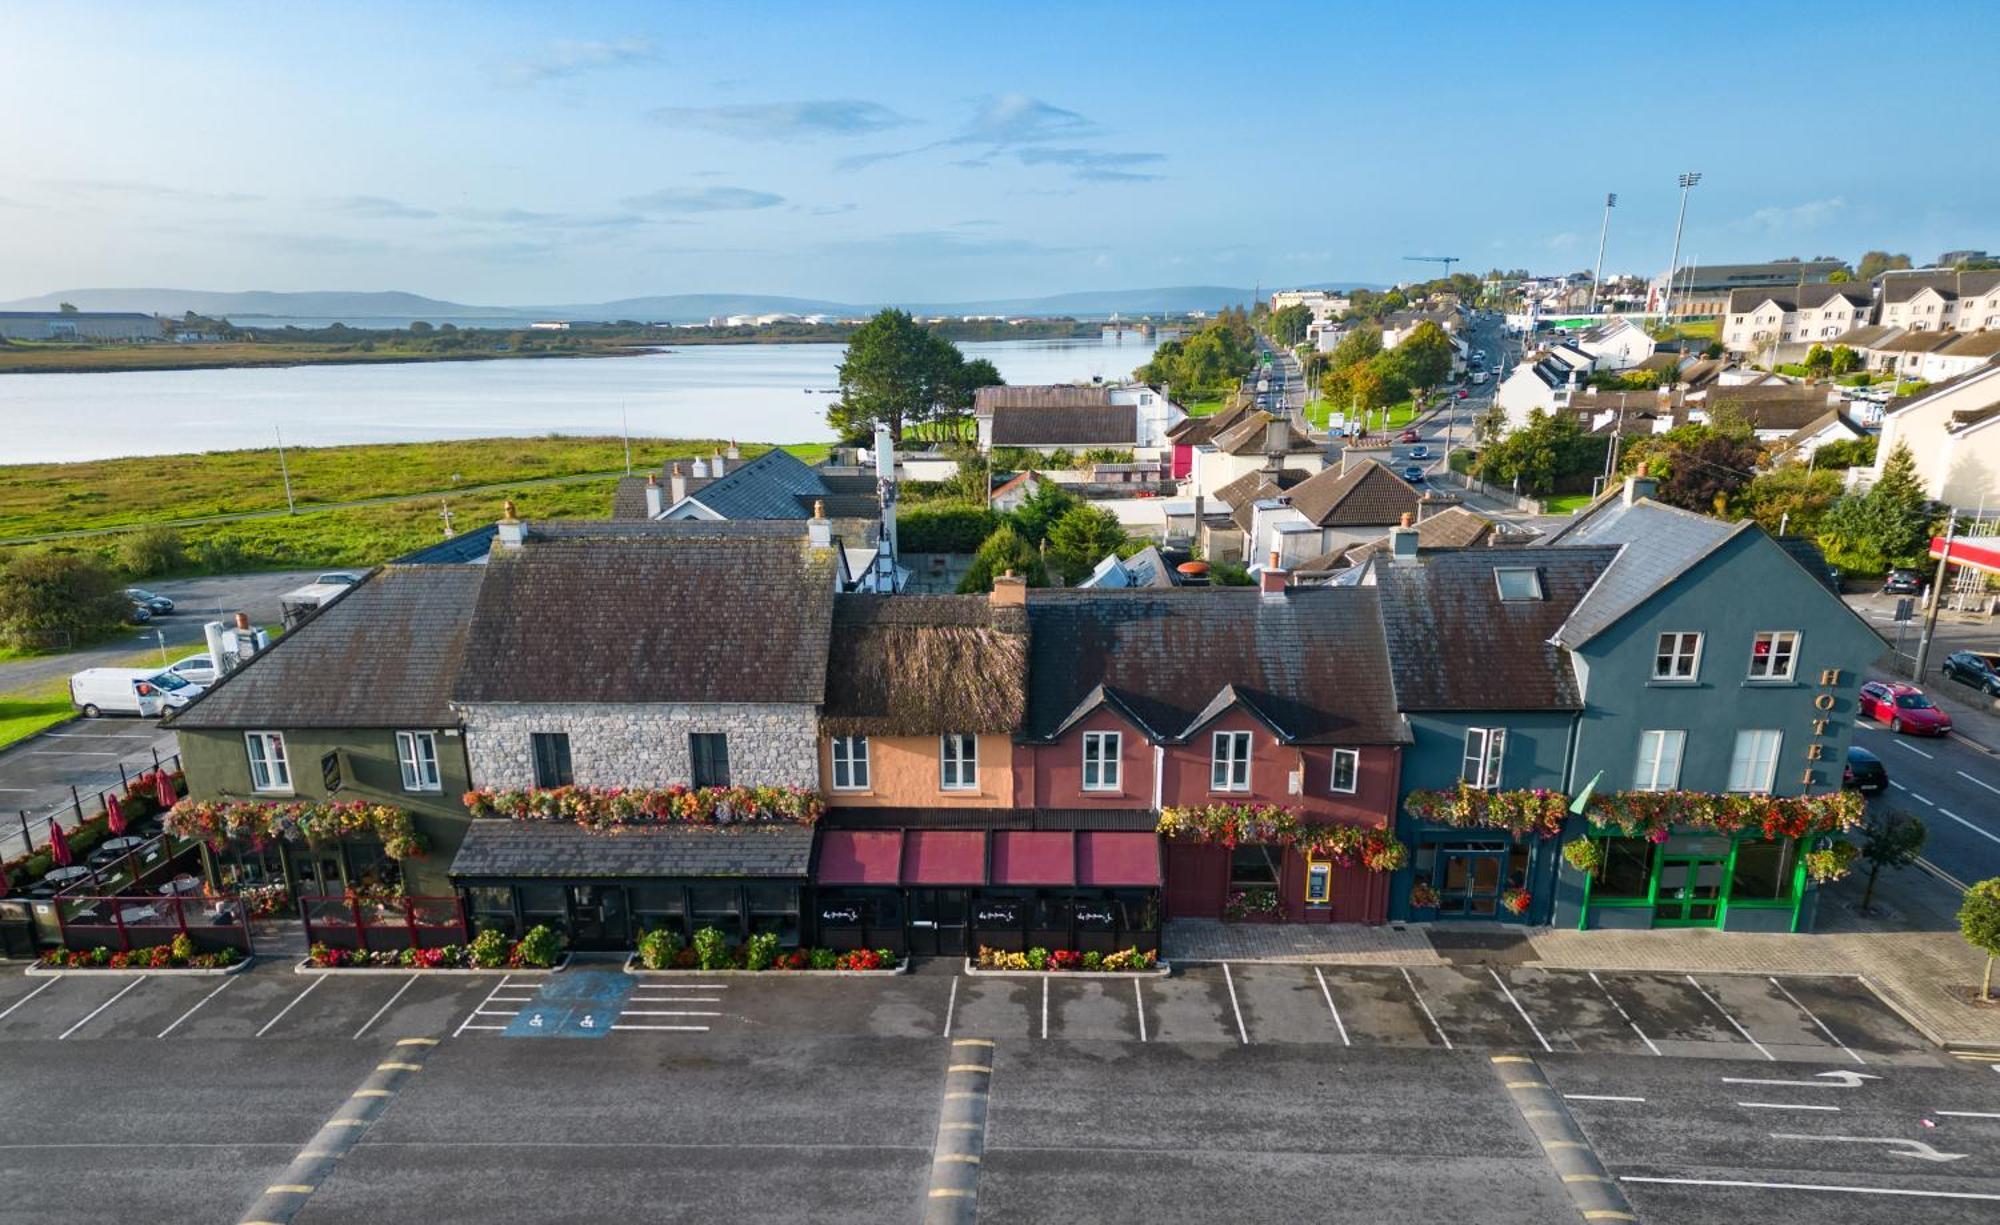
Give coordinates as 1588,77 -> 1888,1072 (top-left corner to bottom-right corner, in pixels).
155,773 -> 177,809
105,794 -> 127,836
47,819 -> 73,868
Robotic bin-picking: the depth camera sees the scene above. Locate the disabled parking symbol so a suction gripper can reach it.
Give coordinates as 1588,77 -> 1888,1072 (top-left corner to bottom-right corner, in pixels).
504,971 -> 634,1038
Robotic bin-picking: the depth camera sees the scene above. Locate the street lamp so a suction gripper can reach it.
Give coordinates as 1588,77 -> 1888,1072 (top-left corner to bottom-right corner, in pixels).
1659,173 -> 1702,324
1590,193 -> 1617,313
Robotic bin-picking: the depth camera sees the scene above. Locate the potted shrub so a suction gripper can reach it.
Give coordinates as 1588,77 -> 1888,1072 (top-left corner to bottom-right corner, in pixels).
1408,881 -> 1440,911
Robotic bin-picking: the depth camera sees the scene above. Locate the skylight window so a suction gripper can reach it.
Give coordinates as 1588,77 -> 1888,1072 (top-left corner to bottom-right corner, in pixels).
1495,567 -> 1543,601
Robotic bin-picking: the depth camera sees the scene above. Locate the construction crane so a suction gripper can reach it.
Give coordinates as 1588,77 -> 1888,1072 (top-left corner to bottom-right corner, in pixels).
1404,255 -> 1461,278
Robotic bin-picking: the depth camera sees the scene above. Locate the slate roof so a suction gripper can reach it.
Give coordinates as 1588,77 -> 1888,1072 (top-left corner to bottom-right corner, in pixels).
1879,268 -> 2000,303
1828,324 -> 1900,350
1725,284 -> 1872,314
612,452 -> 880,523
821,594 -> 1028,737
1697,385 -> 1840,431
453,532 -> 836,705
1339,506 -> 1505,566
987,402 -> 1137,447
1022,588 -> 1406,745
1211,412 -> 1316,456
975,385 -> 1112,412
165,565 -> 485,730
1774,537 -> 1840,595
1940,331 -> 2000,359
393,523 -> 499,565
1286,460 -> 1423,527
1875,330 -> 1959,355
1779,408 -> 1870,452
1214,466 -> 1311,511
1166,400 -> 1255,447
1372,546 -> 1619,710
1542,497 -> 1747,648
447,820 -> 814,879
611,476 -> 651,519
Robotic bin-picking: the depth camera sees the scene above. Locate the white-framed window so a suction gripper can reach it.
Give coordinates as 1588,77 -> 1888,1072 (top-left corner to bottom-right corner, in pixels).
830,736 -> 870,791
1633,730 -> 1685,792
1748,630 -> 1800,680
396,731 -> 441,792
1462,728 -> 1506,790
1211,731 -> 1252,792
1082,732 -> 1121,792
939,734 -> 978,791
1330,748 -> 1360,794
1728,729 -> 1783,794
1653,631 -> 1702,681
1494,567 -> 1542,601
245,731 -> 291,793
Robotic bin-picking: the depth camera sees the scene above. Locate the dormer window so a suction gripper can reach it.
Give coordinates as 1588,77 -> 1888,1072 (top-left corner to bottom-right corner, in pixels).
1494,568 -> 1542,601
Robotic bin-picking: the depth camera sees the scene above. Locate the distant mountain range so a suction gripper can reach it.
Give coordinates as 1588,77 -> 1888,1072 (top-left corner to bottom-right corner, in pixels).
0,282 -> 1382,325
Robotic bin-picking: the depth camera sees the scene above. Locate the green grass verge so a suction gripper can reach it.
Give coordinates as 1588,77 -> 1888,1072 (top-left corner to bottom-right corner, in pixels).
1183,395 -> 1232,417
1543,493 -> 1594,514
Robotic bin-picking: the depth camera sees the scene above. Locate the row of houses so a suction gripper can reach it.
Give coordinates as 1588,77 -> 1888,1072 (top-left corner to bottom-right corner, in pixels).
1723,269 -> 2000,358
163,471 -> 1879,952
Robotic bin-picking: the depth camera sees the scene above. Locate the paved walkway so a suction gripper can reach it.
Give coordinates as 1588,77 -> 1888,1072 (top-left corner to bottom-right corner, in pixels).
1164,918 -> 1443,965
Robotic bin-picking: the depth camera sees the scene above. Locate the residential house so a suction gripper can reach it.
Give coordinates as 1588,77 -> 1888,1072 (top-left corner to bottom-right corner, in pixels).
1575,317 -> 1657,372
1496,343 -> 1595,432
987,469 -> 1048,514
1687,384 -> 1843,442
1380,308 -> 1462,350
1859,365 -> 2000,506
1236,459 -> 1425,569
1824,324 -> 1904,372
1918,331 -> 2000,383
1162,398 -> 1255,480
973,384 -> 1184,456
1868,329 -> 1961,378
1019,581 -> 1408,924
1539,475 -> 1884,931
1647,260 -> 1845,320
1186,411 -> 1327,503
1204,464 -> 1313,563
1772,409 -> 1873,465
612,447 -> 880,528
1320,505 -> 1516,574
1270,289 -> 1351,319
1878,269 -> 2000,332
1722,285 -> 1874,356
1077,545 -> 1181,589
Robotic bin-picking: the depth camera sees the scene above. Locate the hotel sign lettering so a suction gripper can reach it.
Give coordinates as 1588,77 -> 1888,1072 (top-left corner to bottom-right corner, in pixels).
1802,668 -> 1840,786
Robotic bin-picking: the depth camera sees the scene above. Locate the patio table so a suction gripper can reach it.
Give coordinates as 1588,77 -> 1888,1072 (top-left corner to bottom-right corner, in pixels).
44,866 -> 93,888
159,876 -> 203,896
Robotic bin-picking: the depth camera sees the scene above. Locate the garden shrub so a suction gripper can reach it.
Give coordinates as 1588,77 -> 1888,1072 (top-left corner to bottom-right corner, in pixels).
809,947 -> 839,971
743,931 -> 780,972
898,504 -> 1001,554
692,925 -> 730,971
515,924 -> 562,968
636,927 -> 682,971
468,928 -> 509,969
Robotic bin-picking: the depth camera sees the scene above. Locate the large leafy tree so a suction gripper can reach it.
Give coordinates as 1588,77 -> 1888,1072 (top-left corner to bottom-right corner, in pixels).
1857,250 -> 1913,280
1815,441 -> 1934,574
1392,320 -> 1455,392
0,551 -> 131,649
1267,303 -> 1312,347
1472,409 -> 1603,494
1620,421 -> 1762,514
1008,480 -> 1081,547
830,309 -> 985,444
1134,313 -> 1257,397
1736,466 -> 1845,537
1044,504 -> 1128,584
956,524 -> 1046,593
1959,878 -> 2000,1001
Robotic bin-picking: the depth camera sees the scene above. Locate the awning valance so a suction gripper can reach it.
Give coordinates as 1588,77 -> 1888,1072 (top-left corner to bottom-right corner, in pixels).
816,829 -> 904,886
900,830 -> 987,886
992,831 -> 1076,886
1077,832 -> 1162,887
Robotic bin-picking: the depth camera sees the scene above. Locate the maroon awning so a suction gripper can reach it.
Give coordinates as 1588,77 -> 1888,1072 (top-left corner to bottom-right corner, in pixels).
816,829 -> 904,886
901,830 -> 987,886
1077,832 -> 1162,887
992,831 -> 1076,887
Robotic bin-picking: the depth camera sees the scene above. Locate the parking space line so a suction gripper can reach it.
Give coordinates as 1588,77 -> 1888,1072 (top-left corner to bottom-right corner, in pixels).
1490,969 -> 1552,1052
1313,968 -> 1350,1046
1959,770 -> 2000,796
158,977 -> 234,1037
1934,1110 -> 2000,1119
1133,978 -> 1147,1043
1767,977 -> 1864,1065
943,977 -> 957,1037
58,976 -> 147,1040
256,975 -> 324,1037
1041,975 -> 1049,1040
1738,1102 -> 1840,1111
352,974 -> 418,1040
454,975 -> 523,1038
1221,963 -> 1249,1045
1565,1095 -> 1645,1103
1588,972 -> 1662,1057
0,975 -> 60,1021
611,1025 -> 708,1032
1401,968 -> 1451,1050
1685,975 -> 1774,1061
619,1010 -> 720,1017
1620,1176 -> 2000,1203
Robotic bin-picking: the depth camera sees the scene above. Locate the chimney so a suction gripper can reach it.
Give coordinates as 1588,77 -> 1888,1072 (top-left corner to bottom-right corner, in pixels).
725,439 -> 740,460
691,457 -> 710,479
1263,417 -> 1289,465
991,570 -> 1028,607
234,611 -> 251,632
203,620 -> 229,679
643,473 -> 663,518
1259,548 -> 1288,598
496,498 -> 525,549
710,451 -> 726,477
1390,512 -> 1420,564
670,463 -> 688,504
808,498 -> 832,549
1624,461 -> 1658,506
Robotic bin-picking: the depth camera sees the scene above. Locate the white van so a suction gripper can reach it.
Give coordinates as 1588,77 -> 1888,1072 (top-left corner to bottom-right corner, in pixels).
69,668 -> 202,718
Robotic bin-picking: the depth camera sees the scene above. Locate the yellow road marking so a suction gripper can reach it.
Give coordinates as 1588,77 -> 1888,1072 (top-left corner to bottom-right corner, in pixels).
936,1154 -> 982,1165
1563,1174 -> 1615,1185
1582,1213 -> 1637,1222
943,1091 -> 982,1100
952,1038 -> 995,1048
396,1037 -> 439,1047
1491,1055 -> 1534,1064
1542,1139 -> 1588,1150
352,1089 -> 391,1098
265,1185 -> 314,1194
928,1188 -> 972,1199
376,1062 -> 423,1072
947,1064 -> 992,1074
1505,1080 -> 1548,1089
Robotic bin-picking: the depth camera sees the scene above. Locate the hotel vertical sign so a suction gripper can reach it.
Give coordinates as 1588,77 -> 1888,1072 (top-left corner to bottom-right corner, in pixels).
1803,668 -> 1840,787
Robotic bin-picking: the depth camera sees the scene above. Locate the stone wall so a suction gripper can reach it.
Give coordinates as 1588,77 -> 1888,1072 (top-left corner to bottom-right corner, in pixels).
459,702 -> 820,790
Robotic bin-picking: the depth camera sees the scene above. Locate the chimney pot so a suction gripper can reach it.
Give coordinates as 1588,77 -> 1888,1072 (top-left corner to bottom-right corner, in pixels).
233,611 -> 251,631
991,571 -> 1028,607
501,499 -> 519,523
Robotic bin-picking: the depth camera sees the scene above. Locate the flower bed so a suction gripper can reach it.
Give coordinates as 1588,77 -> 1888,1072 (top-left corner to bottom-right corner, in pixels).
39,934 -> 239,972
165,798 -> 426,859
304,924 -> 562,970
1224,887 -> 1283,921
972,946 -> 1160,973
1405,785 -> 1569,838
1156,804 -> 1407,871
463,784 -> 822,831
631,927 -> 901,973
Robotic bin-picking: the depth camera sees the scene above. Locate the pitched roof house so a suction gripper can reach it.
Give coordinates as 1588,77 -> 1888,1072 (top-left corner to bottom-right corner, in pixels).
974,383 -> 1184,453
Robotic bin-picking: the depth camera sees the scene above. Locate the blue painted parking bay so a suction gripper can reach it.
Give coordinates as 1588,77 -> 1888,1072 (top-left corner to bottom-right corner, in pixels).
505,970 -> 634,1039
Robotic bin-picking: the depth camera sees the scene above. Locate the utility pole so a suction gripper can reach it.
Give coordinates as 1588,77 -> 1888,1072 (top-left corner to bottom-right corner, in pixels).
1590,192 -> 1617,313
1913,512 -> 1958,679
621,403 -> 632,474
1659,172 -> 1702,323
274,426 -> 296,514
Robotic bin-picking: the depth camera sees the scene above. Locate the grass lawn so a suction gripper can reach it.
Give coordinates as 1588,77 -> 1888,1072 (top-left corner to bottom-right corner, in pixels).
1543,492 -> 1595,514
1183,395 -> 1233,417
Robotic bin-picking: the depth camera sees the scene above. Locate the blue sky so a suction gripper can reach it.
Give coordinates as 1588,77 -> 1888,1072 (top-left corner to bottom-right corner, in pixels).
2,1 -> 1995,305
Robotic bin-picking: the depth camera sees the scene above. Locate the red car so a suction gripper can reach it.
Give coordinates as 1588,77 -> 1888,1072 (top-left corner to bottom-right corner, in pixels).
1398,428 -> 1421,443
1456,388 -> 1470,399
1857,681 -> 1953,736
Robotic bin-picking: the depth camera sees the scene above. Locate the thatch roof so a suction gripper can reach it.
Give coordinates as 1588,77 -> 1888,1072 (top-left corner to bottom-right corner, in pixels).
822,595 -> 1028,737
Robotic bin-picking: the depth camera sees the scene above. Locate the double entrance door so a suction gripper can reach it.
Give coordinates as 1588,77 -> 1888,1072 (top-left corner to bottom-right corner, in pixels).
906,889 -> 968,957
567,886 -> 630,950
1654,855 -> 1726,925
1430,841 -> 1532,919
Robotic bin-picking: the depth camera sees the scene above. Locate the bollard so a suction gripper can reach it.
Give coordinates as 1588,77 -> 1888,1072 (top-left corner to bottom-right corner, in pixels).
118,762 -> 128,792
18,811 -> 30,853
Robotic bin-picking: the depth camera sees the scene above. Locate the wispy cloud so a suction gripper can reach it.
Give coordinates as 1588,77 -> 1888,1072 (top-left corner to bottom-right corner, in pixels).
650,99 -> 912,141
836,96 -> 1149,180
319,194 -> 438,221
50,178 -> 262,205
958,94 -> 1094,146
497,37 -> 656,87
1738,197 -> 1846,232
1015,147 -> 1166,182
804,202 -> 858,217
622,186 -> 785,213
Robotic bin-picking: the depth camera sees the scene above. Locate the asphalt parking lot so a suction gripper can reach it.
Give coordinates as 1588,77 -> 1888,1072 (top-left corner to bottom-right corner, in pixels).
0,716 -> 179,858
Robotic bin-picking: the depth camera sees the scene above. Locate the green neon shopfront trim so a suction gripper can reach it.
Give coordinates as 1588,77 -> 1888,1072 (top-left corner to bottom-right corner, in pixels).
1575,828 -> 1806,932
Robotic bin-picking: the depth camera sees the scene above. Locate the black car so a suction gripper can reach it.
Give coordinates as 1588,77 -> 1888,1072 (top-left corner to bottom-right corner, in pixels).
1882,569 -> 1924,596
1843,744 -> 1888,793
123,587 -> 175,614
1943,650 -> 2000,696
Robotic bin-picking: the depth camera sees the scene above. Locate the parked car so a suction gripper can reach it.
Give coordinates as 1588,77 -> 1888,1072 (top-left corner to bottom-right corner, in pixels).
1857,680 -> 1953,735
1401,465 -> 1427,483
69,667 -> 201,718
125,601 -> 154,625
316,572 -> 363,587
1398,428 -> 1421,443
1842,745 -> 1888,793
1942,650 -> 2000,697
1882,569 -> 1924,596
1470,371 -> 1490,384
123,587 -> 175,614
165,653 -> 217,686
1456,389 -> 1470,399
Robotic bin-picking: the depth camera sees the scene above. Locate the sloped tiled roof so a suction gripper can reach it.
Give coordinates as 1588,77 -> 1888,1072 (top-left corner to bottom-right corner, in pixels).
1373,546 -> 1619,710
1828,324 -> 1900,350
1340,506 -> 1504,565
976,385 -> 1112,412
1022,588 -> 1406,745
1940,331 -> 2000,359
454,532 -> 836,705
166,566 -> 485,729
1214,466 -> 1311,510
1286,460 -> 1423,527
448,821 -> 814,879
1697,385 -> 1841,431
1543,498 -> 1747,648
988,403 -> 1136,446
1211,411 -> 1316,456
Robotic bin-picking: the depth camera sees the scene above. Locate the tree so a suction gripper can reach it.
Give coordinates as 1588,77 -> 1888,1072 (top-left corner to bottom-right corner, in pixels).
1044,504 -> 1127,584
1827,268 -> 1852,283
1816,441 -> 1933,574
1857,251 -> 1913,281
1008,480 -> 1080,547
1857,810 -> 1926,913
1811,435 -> 1876,470
1736,466 -> 1845,537
1620,421 -> 1762,514
830,309 -> 972,444
409,321 -> 434,336
1473,410 -> 1603,494
1959,878 -> 2000,1002
956,524 -> 1046,593
58,302 -> 78,314
1327,326 -> 1382,372
0,552 -> 131,649
1829,344 -> 1861,375
1268,303 -> 1312,347
1392,320 -> 1456,393
1803,344 -> 1831,377
119,526 -> 186,577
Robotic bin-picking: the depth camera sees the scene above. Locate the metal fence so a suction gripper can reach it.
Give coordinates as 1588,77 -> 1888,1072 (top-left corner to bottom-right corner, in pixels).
5,751 -> 185,862
35,891 -> 254,955
299,894 -> 469,951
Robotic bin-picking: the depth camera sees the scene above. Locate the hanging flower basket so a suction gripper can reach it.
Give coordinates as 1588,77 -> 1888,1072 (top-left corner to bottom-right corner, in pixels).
1561,838 -> 1603,874
1585,789 -> 1861,841
1500,887 -> 1532,916
1157,804 -> 1408,874
1804,841 -> 1859,884
1408,881 -> 1440,910
1404,784 -> 1570,838
463,784 -> 822,831
163,799 -> 427,859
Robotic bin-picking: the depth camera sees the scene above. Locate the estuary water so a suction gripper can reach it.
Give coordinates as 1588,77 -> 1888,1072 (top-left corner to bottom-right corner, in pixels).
0,334 -> 1161,463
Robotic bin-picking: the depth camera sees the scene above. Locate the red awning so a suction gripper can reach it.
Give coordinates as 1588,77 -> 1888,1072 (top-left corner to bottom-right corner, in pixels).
1933,535 -> 2000,577
901,830 -> 987,886
992,831 -> 1076,887
816,829 -> 904,886
1077,832 -> 1162,887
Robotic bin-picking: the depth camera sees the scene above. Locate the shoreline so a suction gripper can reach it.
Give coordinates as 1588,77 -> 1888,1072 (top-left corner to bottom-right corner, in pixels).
0,345 -> 646,377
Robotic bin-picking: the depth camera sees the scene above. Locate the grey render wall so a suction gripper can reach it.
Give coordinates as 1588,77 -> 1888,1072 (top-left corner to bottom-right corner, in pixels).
458,702 -> 820,790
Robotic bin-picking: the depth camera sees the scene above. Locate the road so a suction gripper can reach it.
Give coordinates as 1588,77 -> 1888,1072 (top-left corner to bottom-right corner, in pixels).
0,956 -> 1994,1223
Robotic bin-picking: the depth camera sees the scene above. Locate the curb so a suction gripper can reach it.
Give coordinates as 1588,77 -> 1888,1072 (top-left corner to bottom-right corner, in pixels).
293,953 -> 572,976
621,952 -> 910,977
1489,1054 -> 1637,1223
26,955 -> 251,977
963,959 -> 1171,978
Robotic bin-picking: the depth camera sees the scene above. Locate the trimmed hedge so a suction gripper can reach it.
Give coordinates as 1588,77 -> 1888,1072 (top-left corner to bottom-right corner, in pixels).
898,505 -> 1001,554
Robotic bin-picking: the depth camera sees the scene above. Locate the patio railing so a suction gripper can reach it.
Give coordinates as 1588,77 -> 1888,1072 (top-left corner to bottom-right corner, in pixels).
299,894 -> 469,952
39,891 -> 254,955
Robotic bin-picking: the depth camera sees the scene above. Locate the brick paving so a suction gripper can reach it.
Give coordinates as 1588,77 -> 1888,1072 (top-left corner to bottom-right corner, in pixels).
1163,918 -> 1444,965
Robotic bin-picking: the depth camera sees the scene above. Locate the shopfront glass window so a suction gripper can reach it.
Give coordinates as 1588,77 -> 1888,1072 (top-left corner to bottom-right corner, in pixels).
631,885 -> 686,935
517,883 -> 568,932
1730,838 -> 1798,902
1034,896 -> 1074,932
747,884 -> 801,944
467,886 -> 517,938
1229,845 -> 1279,888
1593,836 -> 1656,901
689,885 -> 742,940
